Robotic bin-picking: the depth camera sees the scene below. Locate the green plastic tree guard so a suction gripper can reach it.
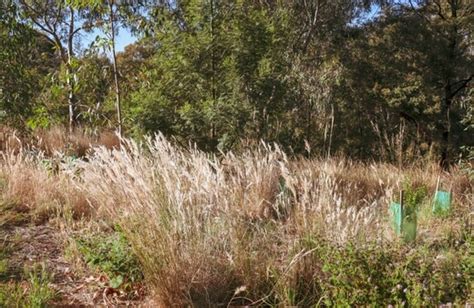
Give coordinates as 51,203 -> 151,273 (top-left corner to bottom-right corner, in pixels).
390,202 -> 402,235
432,190 -> 452,214
390,201 -> 417,242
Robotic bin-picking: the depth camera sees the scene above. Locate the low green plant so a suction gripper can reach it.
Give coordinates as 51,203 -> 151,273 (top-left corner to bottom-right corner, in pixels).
391,181 -> 428,241
295,237 -> 471,306
0,259 -> 7,277
0,233 -> 16,282
401,181 -> 428,217
0,283 -> 24,307
76,229 -> 143,289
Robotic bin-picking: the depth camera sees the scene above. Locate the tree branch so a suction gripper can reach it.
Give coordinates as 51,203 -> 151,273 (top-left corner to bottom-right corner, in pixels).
449,75 -> 473,99
433,0 -> 446,20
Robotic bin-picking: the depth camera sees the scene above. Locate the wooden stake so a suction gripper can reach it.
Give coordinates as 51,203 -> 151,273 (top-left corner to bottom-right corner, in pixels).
400,190 -> 404,230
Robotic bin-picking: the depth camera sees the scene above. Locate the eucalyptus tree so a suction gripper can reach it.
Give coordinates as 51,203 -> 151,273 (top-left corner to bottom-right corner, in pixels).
80,0 -> 123,135
123,0 -> 396,152
0,0 -> 57,126
17,0 -> 96,131
69,0 -> 147,136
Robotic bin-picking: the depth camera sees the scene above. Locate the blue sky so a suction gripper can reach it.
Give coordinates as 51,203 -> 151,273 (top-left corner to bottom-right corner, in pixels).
115,27 -> 137,52
82,26 -> 137,53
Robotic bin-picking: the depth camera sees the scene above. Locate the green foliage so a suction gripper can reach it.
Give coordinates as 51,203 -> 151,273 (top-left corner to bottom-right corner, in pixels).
0,260 -> 7,278
389,181 -> 427,242
126,0 -> 297,151
33,54 -> 113,129
0,1 -> 56,127
402,181 -> 428,218
335,1 -> 473,161
292,237 -> 471,306
26,106 -> 54,130
2,0 -> 473,160
319,244 -> 394,306
0,283 -> 24,307
76,229 -> 143,289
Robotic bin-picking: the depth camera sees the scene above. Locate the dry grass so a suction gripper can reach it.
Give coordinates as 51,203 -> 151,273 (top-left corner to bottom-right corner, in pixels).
0,125 -> 121,158
0,125 -> 118,225
34,126 -> 121,157
0,131 -> 472,305
0,149 -> 90,223
75,134 -> 472,305
0,126 -> 22,154
34,127 -> 91,157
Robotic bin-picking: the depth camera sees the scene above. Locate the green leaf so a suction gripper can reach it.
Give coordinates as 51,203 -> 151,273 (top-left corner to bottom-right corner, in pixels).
109,275 -> 124,289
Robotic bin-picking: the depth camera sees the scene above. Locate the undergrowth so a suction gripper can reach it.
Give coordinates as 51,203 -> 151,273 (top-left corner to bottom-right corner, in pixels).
75,228 -> 143,290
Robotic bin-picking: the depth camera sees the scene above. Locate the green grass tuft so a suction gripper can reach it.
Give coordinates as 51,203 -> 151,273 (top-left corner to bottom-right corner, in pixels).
0,263 -> 55,308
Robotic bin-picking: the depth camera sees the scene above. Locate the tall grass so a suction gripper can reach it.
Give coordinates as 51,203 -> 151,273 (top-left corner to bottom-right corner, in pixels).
0,148 -> 90,222
1,132 -> 471,305
76,134 -> 472,305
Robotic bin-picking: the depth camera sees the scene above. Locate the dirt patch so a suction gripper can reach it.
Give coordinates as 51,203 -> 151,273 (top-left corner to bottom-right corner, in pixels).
1,222 -> 149,306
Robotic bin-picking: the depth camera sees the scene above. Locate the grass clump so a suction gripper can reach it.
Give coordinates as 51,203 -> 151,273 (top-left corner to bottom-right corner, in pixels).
0,264 -> 55,308
0,240 -> 11,281
75,135 -> 472,305
0,149 -> 91,224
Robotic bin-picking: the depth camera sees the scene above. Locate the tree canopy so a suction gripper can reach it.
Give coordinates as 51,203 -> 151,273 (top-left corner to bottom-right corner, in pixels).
0,0 -> 472,165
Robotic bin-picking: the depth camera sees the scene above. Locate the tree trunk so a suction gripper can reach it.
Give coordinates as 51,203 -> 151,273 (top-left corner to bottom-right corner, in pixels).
439,2 -> 458,170
210,0 -> 216,142
67,7 -> 77,133
440,83 -> 452,170
327,103 -> 334,158
109,0 -> 122,137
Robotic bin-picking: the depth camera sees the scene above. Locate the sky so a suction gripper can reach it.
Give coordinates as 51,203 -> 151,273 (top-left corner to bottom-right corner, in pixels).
82,26 -> 137,53
115,27 -> 137,52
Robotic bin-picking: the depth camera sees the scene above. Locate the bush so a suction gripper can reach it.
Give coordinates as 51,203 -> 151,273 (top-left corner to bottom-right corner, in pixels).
318,242 -> 470,306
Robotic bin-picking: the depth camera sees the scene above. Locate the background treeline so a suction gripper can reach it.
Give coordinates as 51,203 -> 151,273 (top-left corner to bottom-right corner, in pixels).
0,0 -> 472,165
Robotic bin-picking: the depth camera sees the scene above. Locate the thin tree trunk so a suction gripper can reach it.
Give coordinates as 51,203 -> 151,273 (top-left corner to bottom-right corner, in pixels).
109,0 -> 122,137
440,83 -> 452,170
67,7 -> 77,133
210,0 -> 216,142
